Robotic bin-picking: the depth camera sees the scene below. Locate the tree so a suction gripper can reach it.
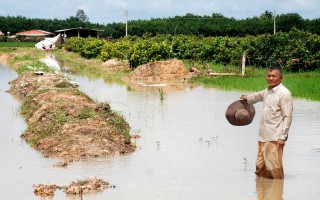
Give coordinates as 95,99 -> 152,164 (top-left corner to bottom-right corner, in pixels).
277,13 -> 304,32
75,9 -> 89,22
260,10 -> 273,19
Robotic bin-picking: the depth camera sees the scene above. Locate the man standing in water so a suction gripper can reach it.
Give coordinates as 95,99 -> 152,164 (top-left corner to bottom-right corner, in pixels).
241,66 -> 293,179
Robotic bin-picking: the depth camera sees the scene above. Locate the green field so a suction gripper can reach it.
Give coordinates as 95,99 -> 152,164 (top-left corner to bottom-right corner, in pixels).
190,64 -> 320,101
0,42 -> 36,48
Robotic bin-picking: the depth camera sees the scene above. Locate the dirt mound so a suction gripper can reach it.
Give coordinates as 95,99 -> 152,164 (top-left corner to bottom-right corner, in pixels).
8,71 -> 136,163
123,59 -> 193,83
101,59 -> 130,71
33,176 -> 110,197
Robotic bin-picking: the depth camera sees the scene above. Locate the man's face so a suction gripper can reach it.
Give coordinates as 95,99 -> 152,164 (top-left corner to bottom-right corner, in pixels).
266,69 -> 282,88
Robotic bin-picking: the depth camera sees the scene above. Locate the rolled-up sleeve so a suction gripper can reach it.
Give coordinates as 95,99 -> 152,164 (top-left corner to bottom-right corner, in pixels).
247,90 -> 265,105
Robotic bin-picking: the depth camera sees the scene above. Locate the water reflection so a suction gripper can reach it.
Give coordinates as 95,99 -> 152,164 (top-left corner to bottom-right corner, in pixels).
256,178 -> 284,200
40,54 -> 72,73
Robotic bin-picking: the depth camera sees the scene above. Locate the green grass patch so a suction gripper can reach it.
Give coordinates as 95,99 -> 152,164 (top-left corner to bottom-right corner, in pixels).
284,72 -> 320,101
191,62 -> 320,101
79,107 -> 98,119
17,58 -> 52,74
0,42 -> 36,47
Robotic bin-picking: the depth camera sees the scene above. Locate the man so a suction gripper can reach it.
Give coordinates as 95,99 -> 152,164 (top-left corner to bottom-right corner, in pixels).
241,66 -> 293,179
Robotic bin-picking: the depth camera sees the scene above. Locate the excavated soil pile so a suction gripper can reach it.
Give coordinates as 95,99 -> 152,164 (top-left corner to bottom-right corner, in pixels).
123,59 -> 193,83
8,71 -> 136,163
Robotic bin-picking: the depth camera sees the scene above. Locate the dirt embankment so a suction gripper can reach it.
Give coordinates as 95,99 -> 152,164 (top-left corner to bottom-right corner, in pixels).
8,71 -> 136,163
122,59 -> 195,83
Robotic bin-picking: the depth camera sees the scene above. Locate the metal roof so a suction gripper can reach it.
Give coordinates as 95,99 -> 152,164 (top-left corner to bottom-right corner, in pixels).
55,27 -> 103,33
16,30 -> 53,36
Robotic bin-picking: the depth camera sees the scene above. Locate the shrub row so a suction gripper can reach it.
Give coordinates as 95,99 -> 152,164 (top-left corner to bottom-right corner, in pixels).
63,29 -> 320,71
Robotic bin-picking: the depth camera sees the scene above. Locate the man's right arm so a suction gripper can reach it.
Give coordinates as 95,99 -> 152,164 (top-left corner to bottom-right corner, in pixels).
241,90 -> 265,104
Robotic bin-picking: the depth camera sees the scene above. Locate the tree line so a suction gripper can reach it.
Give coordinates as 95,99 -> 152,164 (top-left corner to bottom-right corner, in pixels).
0,10 -> 320,39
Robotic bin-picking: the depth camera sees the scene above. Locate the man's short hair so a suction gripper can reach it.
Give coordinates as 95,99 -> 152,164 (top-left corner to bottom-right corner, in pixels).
268,66 -> 283,75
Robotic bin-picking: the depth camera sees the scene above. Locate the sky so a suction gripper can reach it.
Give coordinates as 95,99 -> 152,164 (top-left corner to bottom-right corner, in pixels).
1,0 -> 320,24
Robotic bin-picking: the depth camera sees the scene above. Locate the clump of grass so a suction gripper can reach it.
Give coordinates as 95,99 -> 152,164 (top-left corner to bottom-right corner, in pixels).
79,107 -> 98,119
54,112 -> 69,123
20,93 -> 40,118
55,81 -> 72,88
157,88 -> 166,101
243,157 -> 249,170
26,121 -> 56,145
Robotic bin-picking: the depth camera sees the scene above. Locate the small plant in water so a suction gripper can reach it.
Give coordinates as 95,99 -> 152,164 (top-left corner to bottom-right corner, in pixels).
157,88 -> 165,101
199,135 -> 219,146
243,157 -> 248,170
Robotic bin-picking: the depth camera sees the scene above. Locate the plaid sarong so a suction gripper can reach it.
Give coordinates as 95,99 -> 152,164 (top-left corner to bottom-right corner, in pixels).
255,141 -> 284,179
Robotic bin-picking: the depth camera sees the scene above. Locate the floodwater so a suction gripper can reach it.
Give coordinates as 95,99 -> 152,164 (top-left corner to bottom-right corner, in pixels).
1,56 -> 320,200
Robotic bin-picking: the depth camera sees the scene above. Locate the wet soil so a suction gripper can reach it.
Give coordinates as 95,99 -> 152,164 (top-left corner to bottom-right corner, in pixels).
33,176 -> 110,197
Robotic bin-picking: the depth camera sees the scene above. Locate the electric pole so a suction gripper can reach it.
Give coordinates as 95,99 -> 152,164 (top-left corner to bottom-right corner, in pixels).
125,10 -> 128,36
274,10 -> 276,35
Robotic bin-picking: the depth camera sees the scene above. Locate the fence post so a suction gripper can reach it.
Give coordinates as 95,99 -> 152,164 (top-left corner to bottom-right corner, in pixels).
242,52 -> 246,76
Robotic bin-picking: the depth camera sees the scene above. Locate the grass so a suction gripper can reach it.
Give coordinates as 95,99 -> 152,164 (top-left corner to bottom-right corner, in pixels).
79,107 -> 98,119
157,88 -> 166,101
189,61 -> 320,101
0,42 -> 36,47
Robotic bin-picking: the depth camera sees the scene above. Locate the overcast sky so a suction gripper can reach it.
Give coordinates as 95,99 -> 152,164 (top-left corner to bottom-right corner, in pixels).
1,0 -> 319,24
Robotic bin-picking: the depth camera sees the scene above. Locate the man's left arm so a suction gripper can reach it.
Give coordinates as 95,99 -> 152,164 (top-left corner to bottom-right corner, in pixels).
278,92 -> 293,142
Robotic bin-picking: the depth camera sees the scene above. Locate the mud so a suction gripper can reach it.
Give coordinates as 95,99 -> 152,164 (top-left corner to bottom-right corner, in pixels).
33,176 -> 110,197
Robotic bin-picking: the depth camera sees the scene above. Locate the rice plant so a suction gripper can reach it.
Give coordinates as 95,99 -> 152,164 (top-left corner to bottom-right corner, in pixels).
157,88 -> 166,101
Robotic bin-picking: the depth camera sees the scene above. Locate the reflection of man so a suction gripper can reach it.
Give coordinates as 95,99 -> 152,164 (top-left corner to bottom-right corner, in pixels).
242,66 -> 293,179
256,178 -> 284,200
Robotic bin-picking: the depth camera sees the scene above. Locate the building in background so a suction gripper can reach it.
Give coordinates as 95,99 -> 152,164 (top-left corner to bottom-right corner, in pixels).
16,30 -> 54,41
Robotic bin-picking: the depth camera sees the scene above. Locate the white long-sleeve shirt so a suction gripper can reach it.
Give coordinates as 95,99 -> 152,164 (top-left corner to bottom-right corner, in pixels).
247,83 -> 293,142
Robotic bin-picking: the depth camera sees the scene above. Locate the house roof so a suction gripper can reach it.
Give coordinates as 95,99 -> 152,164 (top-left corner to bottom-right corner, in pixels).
55,27 -> 103,33
55,27 -> 103,38
16,30 -> 53,37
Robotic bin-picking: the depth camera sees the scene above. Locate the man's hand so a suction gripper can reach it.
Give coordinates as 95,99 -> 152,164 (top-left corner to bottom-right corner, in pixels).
277,139 -> 286,149
240,95 -> 247,101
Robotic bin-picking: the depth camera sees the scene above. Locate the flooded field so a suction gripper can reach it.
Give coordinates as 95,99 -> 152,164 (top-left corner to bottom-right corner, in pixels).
1,60 -> 320,200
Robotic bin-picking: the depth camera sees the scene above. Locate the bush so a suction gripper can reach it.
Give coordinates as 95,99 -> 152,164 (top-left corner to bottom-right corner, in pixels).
80,37 -> 105,59
64,30 -> 320,71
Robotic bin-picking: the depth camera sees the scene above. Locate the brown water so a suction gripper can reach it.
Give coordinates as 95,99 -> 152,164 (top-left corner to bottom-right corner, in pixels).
1,61 -> 320,200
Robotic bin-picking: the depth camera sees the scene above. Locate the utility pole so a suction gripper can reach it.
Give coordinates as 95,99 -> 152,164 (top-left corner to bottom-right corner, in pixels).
125,10 -> 128,37
273,10 -> 276,35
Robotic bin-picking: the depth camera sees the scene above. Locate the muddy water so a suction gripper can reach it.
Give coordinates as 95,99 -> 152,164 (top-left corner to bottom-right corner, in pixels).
1,60 -> 320,200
